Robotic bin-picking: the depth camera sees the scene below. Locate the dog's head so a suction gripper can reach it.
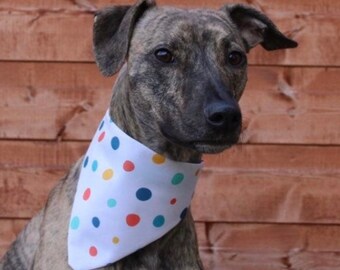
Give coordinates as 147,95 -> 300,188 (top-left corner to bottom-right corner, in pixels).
93,0 -> 297,154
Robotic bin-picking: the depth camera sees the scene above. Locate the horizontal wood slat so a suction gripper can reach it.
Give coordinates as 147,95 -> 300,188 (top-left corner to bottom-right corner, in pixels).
0,2 -> 339,66
197,222 -> 340,270
1,141 -> 339,224
1,63 -> 339,144
2,220 -> 340,269
1,0 -> 340,13
2,0 -> 340,12
0,219 -> 28,259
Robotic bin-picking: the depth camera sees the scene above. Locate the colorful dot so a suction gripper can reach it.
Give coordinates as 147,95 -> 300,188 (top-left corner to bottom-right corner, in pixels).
83,188 -> 91,201
112,237 -> 120,244
83,156 -> 89,168
170,198 -> 177,205
70,216 -> 80,230
98,131 -> 106,142
126,214 -> 140,227
171,173 -> 184,185
136,188 -> 152,201
152,154 -> 166,165
92,160 -> 98,172
92,217 -> 100,228
123,160 -> 135,172
107,198 -> 117,208
99,120 -> 104,131
153,215 -> 165,228
111,136 -> 120,150
89,246 -> 97,257
102,169 -> 114,180
180,208 -> 188,220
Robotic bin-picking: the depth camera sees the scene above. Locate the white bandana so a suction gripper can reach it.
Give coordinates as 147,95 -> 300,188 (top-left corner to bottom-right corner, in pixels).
68,110 -> 202,270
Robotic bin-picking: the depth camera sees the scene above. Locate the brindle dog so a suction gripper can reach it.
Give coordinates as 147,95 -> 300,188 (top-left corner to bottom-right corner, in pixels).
1,0 -> 297,269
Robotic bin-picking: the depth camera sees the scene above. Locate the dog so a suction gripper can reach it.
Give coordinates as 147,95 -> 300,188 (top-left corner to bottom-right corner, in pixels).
0,0 -> 297,269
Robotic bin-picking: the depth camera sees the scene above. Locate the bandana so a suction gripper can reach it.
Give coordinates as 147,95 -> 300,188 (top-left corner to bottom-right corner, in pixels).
68,110 -> 202,270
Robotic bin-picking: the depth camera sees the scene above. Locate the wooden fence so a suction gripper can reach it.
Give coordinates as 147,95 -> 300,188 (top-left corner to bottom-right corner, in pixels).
1,0 -> 340,269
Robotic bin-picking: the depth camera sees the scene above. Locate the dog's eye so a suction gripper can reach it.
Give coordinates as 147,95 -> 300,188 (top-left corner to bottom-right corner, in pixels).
227,51 -> 246,67
154,48 -> 174,63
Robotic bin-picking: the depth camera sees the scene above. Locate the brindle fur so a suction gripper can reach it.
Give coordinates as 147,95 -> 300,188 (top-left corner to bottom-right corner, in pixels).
1,1 -> 297,269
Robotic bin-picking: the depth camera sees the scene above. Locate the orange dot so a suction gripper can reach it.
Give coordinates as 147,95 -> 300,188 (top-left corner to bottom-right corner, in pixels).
89,246 -> 97,257
152,154 -> 166,165
112,237 -> 120,244
102,169 -> 114,180
123,160 -> 135,172
126,214 -> 140,227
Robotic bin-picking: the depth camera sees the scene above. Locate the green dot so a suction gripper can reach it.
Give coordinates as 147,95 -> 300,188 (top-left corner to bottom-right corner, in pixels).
70,216 -> 80,230
107,198 -> 117,208
171,173 -> 184,185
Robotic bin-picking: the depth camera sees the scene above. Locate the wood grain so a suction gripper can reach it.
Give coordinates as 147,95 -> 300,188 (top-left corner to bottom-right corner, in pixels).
1,63 -> 339,144
0,2 -> 339,65
1,0 -> 339,14
2,220 -> 340,269
1,141 -> 339,224
1,0 -> 339,268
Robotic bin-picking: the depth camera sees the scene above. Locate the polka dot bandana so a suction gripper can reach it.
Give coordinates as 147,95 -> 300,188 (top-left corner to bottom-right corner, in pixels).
68,110 -> 202,270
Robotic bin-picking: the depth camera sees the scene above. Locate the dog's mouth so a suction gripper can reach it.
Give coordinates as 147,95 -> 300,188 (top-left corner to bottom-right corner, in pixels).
160,127 -> 239,154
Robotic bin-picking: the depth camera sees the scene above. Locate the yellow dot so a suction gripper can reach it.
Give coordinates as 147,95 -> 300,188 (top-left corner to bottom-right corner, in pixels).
102,169 -> 114,180
112,237 -> 120,244
152,154 -> 166,165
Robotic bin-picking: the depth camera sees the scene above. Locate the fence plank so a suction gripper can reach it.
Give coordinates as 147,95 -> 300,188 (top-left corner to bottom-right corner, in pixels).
1,63 -> 339,144
1,141 -> 340,224
2,220 -> 340,269
0,5 -> 339,65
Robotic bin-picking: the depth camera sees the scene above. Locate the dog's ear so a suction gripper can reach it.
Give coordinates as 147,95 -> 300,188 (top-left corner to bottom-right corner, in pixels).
93,0 -> 155,76
220,4 -> 298,52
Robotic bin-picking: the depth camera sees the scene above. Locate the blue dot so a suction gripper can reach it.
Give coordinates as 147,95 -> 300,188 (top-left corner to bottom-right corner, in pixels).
111,136 -> 120,150
107,198 -> 117,208
171,173 -> 184,185
153,215 -> 165,227
92,217 -> 100,228
136,188 -> 152,201
180,208 -> 187,220
99,120 -> 104,131
83,156 -> 89,168
92,160 -> 98,172
70,216 -> 80,230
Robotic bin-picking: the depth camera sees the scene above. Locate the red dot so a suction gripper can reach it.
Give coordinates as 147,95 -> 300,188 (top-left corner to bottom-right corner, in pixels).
123,160 -> 135,172
126,214 -> 140,227
83,188 -> 91,201
170,198 -> 177,205
89,246 -> 97,257
98,131 -> 106,142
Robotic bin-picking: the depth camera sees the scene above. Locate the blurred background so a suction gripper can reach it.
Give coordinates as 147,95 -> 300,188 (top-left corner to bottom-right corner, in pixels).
0,0 -> 339,269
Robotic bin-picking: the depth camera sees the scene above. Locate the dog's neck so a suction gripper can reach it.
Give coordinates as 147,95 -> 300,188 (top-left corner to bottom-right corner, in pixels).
109,66 -> 201,164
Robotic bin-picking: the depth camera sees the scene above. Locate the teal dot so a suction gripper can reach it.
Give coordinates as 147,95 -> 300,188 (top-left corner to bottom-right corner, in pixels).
107,198 -> 117,208
92,160 -> 98,172
153,215 -> 165,227
70,216 -> 80,230
171,173 -> 184,185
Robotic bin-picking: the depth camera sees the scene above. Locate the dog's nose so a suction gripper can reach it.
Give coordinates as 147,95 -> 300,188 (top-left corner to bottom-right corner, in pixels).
204,102 -> 241,130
